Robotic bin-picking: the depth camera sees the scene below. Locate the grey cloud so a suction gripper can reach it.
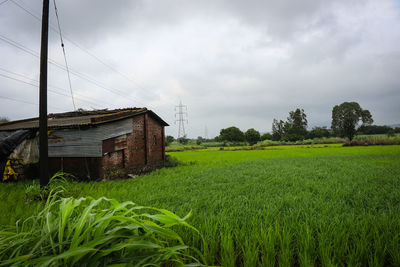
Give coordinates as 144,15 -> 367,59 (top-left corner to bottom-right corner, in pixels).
1,0 -> 400,138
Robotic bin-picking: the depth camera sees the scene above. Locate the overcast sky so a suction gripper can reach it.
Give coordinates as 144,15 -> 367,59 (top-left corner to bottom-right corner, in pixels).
0,0 -> 399,138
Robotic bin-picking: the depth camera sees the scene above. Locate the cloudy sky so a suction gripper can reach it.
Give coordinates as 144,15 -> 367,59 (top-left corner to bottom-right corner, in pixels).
0,0 -> 399,138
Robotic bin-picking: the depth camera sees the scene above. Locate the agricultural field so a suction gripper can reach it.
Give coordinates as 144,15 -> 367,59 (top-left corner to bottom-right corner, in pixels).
1,144 -> 400,266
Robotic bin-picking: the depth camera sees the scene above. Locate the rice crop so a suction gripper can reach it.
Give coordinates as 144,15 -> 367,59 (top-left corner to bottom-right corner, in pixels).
1,145 -> 400,266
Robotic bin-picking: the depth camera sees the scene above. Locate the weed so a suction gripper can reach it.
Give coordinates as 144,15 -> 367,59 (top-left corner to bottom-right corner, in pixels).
1,181 -> 205,266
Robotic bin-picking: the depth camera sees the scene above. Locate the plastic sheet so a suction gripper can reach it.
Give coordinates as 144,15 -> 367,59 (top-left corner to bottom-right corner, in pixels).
0,129 -> 36,160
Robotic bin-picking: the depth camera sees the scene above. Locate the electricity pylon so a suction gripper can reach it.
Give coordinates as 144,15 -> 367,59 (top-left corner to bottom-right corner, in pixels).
175,100 -> 188,139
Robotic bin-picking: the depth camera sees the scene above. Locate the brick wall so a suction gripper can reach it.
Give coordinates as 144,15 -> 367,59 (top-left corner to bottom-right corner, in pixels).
128,114 -> 146,165
146,114 -> 164,163
100,112 -> 166,178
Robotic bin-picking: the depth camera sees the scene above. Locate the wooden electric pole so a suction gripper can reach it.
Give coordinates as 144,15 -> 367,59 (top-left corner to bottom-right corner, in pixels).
39,0 -> 49,186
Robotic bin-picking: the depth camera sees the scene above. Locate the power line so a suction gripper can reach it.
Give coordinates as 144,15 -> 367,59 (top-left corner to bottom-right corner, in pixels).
0,0 -> 10,6
9,0 -> 157,100
0,95 -> 66,111
0,95 -> 39,106
0,33 -> 150,108
0,72 -> 104,108
52,0 -> 92,179
0,67 -> 114,108
53,0 -> 75,110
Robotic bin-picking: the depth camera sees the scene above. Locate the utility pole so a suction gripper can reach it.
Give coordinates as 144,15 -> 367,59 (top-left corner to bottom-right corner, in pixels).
174,100 -> 187,139
39,0 -> 49,186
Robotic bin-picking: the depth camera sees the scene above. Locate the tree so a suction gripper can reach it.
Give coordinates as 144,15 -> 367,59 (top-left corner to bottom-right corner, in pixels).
307,126 -> 330,139
177,135 -> 189,145
196,136 -> 204,145
244,128 -> 261,145
283,108 -> 308,141
331,102 -> 373,140
165,135 -> 174,146
272,119 -> 285,141
357,125 -> 392,135
219,127 -> 245,142
261,133 -> 273,141
387,129 -> 395,137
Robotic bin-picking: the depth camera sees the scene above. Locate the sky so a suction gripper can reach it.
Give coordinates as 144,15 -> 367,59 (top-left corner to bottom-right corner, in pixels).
0,0 -> 399,138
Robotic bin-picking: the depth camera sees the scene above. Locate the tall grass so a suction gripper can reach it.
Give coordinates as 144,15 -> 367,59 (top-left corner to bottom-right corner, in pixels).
0,175 -> 204,266
344,135 -> 400,146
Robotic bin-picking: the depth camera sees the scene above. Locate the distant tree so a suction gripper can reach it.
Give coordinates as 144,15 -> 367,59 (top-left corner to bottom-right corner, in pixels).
331,102 -> 373,140
177,135 -> 189,145
219,127 -> 245,142
272,119 -> 285,141
387,129 -> 395,137
244,128 -> 261,145
261,133 -> 273,141
283,108 -> 308,141
395,127 -> 400,134
165,135 -> 175,146
0,117 -> 9,124
307,126 -> 330,139
196,136 -> 204,145
357,125 -> 392,135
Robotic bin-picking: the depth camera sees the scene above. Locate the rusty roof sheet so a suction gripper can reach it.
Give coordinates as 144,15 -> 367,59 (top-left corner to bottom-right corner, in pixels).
0,108 -> 168,131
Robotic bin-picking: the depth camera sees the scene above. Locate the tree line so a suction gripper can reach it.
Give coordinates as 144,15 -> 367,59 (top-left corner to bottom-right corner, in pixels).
165,101 -> 399,146
213,102 -> 398,144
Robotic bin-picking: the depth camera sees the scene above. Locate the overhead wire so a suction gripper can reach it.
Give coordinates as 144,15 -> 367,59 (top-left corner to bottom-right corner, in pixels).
0,71 -> 105,108
0,95 -> 66,111
0,0 -> 9,6
52,0 -> 91,178
0,33 -> 149,108
0,67 -> 114,108
9,0 -> 158,101
53,0 -> 75,110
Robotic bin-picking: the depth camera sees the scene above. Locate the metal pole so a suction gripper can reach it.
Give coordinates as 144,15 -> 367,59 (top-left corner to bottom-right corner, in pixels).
39,0 -> 49,187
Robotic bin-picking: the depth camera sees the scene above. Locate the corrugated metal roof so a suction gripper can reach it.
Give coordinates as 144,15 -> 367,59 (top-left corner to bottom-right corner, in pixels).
0,108 -> 169,131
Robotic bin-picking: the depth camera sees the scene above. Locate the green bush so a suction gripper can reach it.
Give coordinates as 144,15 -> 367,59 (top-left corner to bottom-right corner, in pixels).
387,129 -> 395,137
24,172 -> 75,202
260,133 -> 273,141
164,155 -> 179,167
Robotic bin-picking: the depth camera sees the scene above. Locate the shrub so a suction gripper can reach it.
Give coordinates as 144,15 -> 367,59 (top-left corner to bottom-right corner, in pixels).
260,133 -> 273,141
343,136 -> 400,146
164,155 -> 179,168
24,181 -> 44,202
177,135 -> 189,145
1,179 -> 205,266
24,172 -> 75,202
165,135 -> 175,146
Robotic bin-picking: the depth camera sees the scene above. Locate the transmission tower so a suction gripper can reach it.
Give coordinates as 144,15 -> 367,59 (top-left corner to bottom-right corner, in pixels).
204,125 -> 208,139
175,100 -> 188,138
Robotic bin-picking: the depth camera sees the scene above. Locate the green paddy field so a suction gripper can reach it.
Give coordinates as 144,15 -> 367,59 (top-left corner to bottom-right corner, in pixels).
1,144 -> 400,266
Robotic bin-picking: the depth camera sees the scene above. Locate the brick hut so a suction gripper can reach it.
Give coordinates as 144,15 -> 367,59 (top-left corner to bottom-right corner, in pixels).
0,108 -> 168,180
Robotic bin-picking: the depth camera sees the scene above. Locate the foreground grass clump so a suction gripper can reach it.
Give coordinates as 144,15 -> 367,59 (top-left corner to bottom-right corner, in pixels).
0,182 -> 204,266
